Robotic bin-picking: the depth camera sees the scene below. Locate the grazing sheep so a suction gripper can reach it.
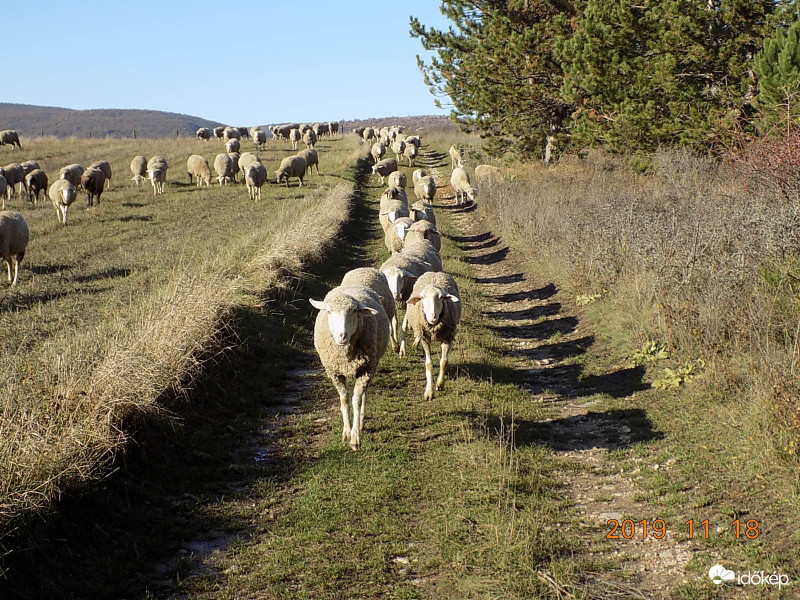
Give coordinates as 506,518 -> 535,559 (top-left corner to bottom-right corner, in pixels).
245,163 -> 268,201
223,126 -> 241,141
0,130 -> 21,150
303,129 -> 317,149
228,152 -> 240,183
406,220 -> 442,252
89,160 -> 113,188
341,267 -> 399,353
391,139 -> 406,162
147,156 -> 168,170
297,148 -> 319,175
20,161 -> 40,176
409,200 -> 437,227
81,168 -> 106,206
2,164 -> 24,206
24,169 -> 48,204
48,179 -> 77,225
238,152 -> 261,182
474,164 -> 504,184
148,166 -> 167,196
449,144 -> 463,169
275,155 -> 307,187
371,158 -> 397,185
196,127 -> 212,140
404,143 -> 418,167
187,155 -> 212,186
406,271 -> 462,400
130,155 -> 148,187
59,164 -> 84,188
0,176 -> 6,206
0,211 -> 29,286
387,171 -> 406,189
450,167 -> 475,205
379,199 -> 410,234
214,153 -> 234,185
412,168 -> 427,185
310,283 -> 389,450
413,176 -> 436,204
289,128 -> 301,150
371,142 -> 386,164
253,129 -> 267,150
213,126 -> 225,139
225,138 -> 240,153
384,216 -> 414,255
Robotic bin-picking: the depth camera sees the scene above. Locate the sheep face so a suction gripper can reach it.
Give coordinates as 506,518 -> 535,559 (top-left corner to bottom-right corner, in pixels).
310,296 -> 377,346
381,266 -> 415,302
395,221 -> 410,241
408,286 -> 459,326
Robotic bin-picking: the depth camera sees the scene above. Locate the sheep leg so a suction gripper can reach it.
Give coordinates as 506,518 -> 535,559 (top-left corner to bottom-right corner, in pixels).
332,374 -> 351,443
350,374 -> 370,451
390,314 -> 399,353
421,338 -> 435,401
5,260 -> 11,284
436,341 -> 451,391
398,311 -> 407,357
11,258 -> 19,287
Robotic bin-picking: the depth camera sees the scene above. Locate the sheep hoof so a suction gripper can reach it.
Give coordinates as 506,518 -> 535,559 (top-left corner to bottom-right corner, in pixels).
424,389 -> 434,401
342,430 -> 350,442
349,438 -> 360,451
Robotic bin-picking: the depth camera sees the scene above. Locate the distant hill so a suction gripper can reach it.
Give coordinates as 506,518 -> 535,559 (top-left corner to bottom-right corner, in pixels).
340,115 -> 456,134
0,103 -> 225,139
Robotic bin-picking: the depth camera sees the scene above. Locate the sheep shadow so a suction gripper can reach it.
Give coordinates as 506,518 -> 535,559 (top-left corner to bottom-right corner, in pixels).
464,244 -> 510,265
486,301 -> 562,322
30,263 -> 71,275
494,283 -> 557,303
119,215 -> 153,223
73,267 -> 133,283
121,202 -> 147,208
490,315 -> 578,341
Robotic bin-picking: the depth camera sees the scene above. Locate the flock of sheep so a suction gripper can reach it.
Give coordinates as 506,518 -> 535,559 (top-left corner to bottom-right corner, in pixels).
311,129 -> 466,451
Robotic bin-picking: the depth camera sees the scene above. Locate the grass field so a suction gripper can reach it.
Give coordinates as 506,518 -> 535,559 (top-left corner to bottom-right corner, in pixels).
0,132 -> 361,545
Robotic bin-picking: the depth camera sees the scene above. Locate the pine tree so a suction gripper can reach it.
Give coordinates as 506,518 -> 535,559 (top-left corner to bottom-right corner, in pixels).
410,1 -> 576,162
754,19 -> 800,133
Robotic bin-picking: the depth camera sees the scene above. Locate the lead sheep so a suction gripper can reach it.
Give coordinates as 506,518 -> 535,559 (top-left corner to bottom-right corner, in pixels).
186,155 -> 212,186
0,130 -> 21,150
275,155 -> 307,187
372,158 -> 397,185
391,139 -> 406,162
406,271 -> 462,400
130,155 -> 148,187
214,153 -> 234,185
245,163 -> 268,201
450,167 -> 475,205
0,211 -> 29,286
310,280 -> 389,450
24,169 -> 48,204
298,148 -> 319,175
48,179 -> 77,225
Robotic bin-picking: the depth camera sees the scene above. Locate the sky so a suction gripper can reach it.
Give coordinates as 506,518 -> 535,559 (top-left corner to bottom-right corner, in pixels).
5,1 -> 454,126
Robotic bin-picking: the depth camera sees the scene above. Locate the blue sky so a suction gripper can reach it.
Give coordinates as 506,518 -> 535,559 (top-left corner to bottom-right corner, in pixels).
5,1 -> 453,126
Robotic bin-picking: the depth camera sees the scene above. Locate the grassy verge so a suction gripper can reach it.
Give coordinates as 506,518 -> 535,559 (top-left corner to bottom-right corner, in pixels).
0,134 -> 362,548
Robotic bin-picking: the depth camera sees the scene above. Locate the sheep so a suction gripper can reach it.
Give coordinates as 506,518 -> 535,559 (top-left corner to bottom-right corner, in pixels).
449,144 -> 463,169
237,126 -> 249,138
253,129 -> 267,150
48,179 -> 77,225
147,156 -> 168,170
59,164 -> 84,188
187,155 -> 212,186
384,216 -> 414,255
303,129 -> 317,149
289,128 -> 301,150
371,158 -> 397,185
89,160 -> 112,188
352,126 -> 365,139
0,211 -> 29,286
228,152 -> 240,183
20,161 -> 40,176
2,164 -> 24,206
24,169 -> 48,204
223,126 -> 241,141
238,152 -> 261,183
404,142 -> 418,167
413,175 -> 436,204
0,130 -> 21,150
406,135 -> 421,150
371,142 -> 386,164
362,127 -> 376,145
275,155 -> 307,187
148,165 -> 167,196
245,163 -> 268,201
409,200 -> 437,227
450,167 -> 476,205
130,155 -> 148,187
0,176 -> 6,206
297,148 -> 319,175
81,167 -> 106,206
406,271 -> 462,400
406,220 -> 442,252
329,121 -> 339,137
402,238 -> 443,273
226,138 -> 241,154
341,267 -> 399,353
196,127 -> 212,141
412,168 -> 427,185
310,282 -> 389,450
249,126 -> 261,139
214,153 -> 234,185
213,126 -> 225,139
391,139 -> 406,162
474,164 -> 504,184
379,199 -> 410,233
387,171 -> 406,189
379,185 -> 408,211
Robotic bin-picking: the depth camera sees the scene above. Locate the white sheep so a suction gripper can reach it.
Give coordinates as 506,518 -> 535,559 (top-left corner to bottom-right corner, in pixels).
384,216 -> 414,255
371,142 -> 386,164
412,168 -> 427,185
214,153 -> 234,185
474,164 -> 504,184
24,169 -> 48,204
59,164 -> 85,188
196,127 -> 212,141
48,179 -> 77,225
310,282 -> 389,450
289,128 -> 301,150
341,267 -> 399,353
0,211 -> 29,286
449,144 -> 463,169
186,155 -> 212,186
275,155 -> 307,187
303,129 -> 317,149
379,199 -> 410,233
391,139 -> 406,162
387,171 -> 406,189
1,163 -> 24,206
406,271 -> 462,400
371,158 -> 397,185
223,126 -> 241,141
403,143 -> 418,167
148,165 -> 167,196
253,129 -> 267,150
405,220 -> 441,252
298,148 -> 319,175
245,163 -> 268,201
130,155 -> 148,187
228,152 -> 240,183
450,167 -> 475,205
409,200 -> 436,226
413,175 -> 436,204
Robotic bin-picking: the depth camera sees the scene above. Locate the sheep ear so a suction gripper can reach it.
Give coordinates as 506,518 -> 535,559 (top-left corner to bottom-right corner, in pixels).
309,299 -> 326,310
355,302 -> 378,315
444,293 -> 460,303
407,295 -> 421,305
399,268 -> 415,278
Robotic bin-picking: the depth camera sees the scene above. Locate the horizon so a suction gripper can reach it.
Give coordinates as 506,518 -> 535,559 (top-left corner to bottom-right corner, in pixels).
4,1 -> 454,126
